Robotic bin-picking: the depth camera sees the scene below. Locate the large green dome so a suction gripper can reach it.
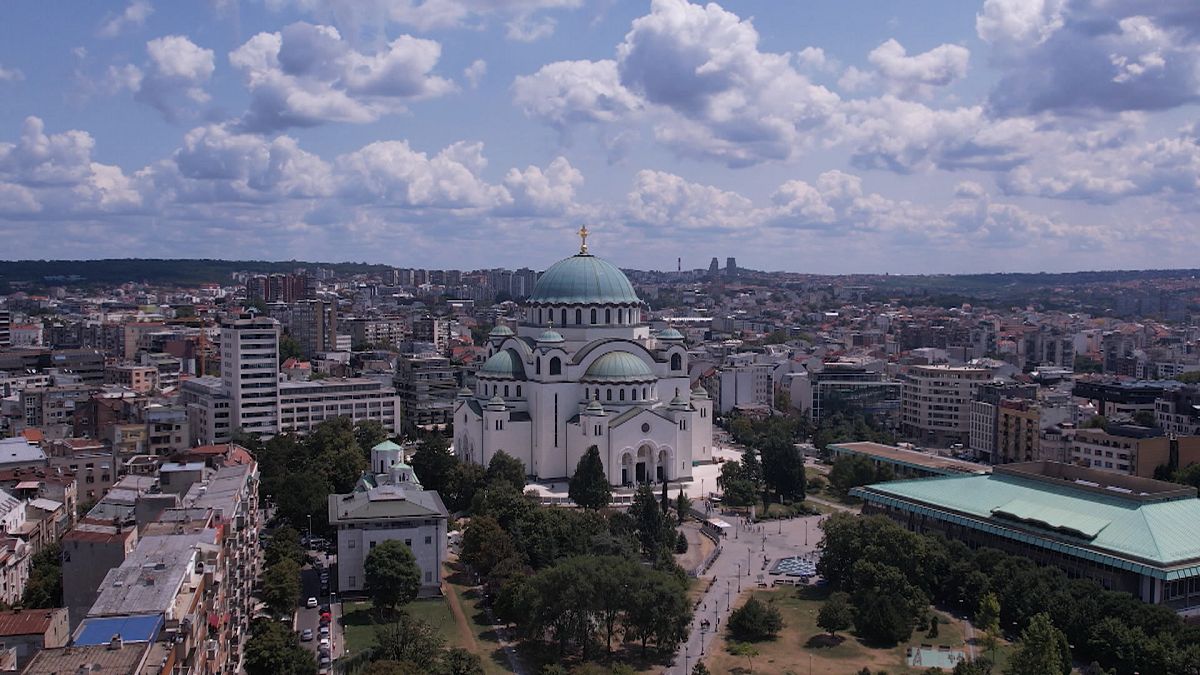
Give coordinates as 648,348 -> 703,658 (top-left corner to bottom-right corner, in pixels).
530,254 -> 640,306
583,351 -> 656,382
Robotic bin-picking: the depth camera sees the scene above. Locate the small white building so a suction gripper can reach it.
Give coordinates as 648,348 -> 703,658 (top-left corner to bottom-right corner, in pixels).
329,461 -> 448,597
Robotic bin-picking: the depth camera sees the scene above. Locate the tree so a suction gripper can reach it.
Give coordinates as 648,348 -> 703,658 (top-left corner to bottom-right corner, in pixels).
675,531 -> 689,554
438,648 -> 485,675
460,516 -> 520,577
727,596 -> 784,642
568,446 -> 611,510
691,663 -> 711,675
851,560 -> 926,645
261,559 -> 301,616
1173,463 -> 1200,489
759,434 -> 805,503
828,454 -> 881,495
1131,410 -> 1158,428
486,451 -> 527,492
364,540 -> 422,612
728,642 -> 759,672
244,618 -> 317,675
624,568 -> 692,654
716,460 -> 756,507
929,614 -> 940,638
22,544 -> 63,609
953,658 -> 995,675
675,489 -> 691,523
444,461 -> 486,512
355,419 -> 390,454
265,526 -> 304,567
629,484 -> 672,556
411,435 -> 457,496
817,592 -> 854,638
976,592 -> 1001,635
1005,613 -> 1071,675
374,611 -> 445,665
279,334 -> 302,364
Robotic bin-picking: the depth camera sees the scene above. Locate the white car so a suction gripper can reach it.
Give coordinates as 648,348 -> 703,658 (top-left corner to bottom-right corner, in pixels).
306,597 -> 318,609
318,638 -> 331,651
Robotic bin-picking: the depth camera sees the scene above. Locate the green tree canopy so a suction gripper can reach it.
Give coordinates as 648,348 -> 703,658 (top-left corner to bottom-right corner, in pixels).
355,419 -> 390,454
486,451 -> 527,492
1005,613 -> 1071,675
412,434 -> 457,496
245,619 -> 316,675
460,515 -> 520,578
265,526 -> 304,567
261,559 -> 301,617
817,591 -> 854,637
22,544 -> 62,609
364,540 -> 422,612
568,445 -> 611,510
727,596 -> 784,642
374,611 -> 445,665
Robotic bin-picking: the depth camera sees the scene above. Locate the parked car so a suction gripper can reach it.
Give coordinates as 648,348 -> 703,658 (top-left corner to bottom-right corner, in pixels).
306,597 -> 318,609
319,625 -> 330,637
300,629 -> 313,642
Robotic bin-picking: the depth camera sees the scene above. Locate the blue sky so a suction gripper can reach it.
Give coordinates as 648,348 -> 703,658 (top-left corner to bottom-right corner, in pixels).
1,0 -> 1198,274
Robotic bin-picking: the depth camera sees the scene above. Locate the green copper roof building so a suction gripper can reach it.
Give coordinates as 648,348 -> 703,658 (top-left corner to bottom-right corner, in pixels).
853,461 -> 1200,614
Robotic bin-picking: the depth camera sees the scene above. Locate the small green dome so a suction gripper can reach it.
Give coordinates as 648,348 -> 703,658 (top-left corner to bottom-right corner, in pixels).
537,329 -> 565,343
691,386 -> 710,400
479,349 -> 526,379
372,440 -> 403,452
585,399 -> 606,415
530,254 -> 640,306
489,325 -> 514,337
657,327 -> 684,340
583,351 -> 656,382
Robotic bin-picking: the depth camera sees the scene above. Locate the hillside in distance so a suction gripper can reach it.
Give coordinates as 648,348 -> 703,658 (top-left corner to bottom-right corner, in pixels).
0,258 -> 394,288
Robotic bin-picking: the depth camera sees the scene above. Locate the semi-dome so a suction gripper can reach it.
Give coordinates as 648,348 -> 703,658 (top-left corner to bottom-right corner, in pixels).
583,351 -> 656,382
530,253 -> 640,306
537,329 -> 565,344
657,327 -> 684,341
479,349 -> 526,379
489,325 -> 514,337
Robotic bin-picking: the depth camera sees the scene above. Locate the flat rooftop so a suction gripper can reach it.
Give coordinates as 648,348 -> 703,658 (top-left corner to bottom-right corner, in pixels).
854,462 -> 1200,578
830,442 -> 991,475
23,642 -> 151,675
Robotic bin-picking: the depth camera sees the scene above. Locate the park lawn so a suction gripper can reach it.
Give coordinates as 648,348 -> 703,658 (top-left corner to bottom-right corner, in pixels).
444,561 -> 681,675
340,597 -> 459,657
703,586 -> 991,675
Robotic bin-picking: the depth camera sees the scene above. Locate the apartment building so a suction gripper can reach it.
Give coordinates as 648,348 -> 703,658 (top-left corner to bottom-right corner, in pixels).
395,353 -> 457,433
104,364 -> 159,394
1069,425 -> 1200,477
901,364 -> 992,448
181,376 -> 232,446
219,316 -> 280,438
716,355 -> 773,414
279,378 -> 399,435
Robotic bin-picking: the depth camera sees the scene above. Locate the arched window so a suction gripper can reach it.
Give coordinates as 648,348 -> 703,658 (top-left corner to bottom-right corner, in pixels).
643,387 -> 648,399
537,309 -> 542,324
619,389 -> 625,401
605,308 -> 611,323
516,385 -> 522,397
575,309 -> 582,325
618,308 -> 624,324
671,353 -> 682,371
561,308 -> 567,326
606,389 -> 612,401
550,357 -> 562,376
590,308 -> 597,324
504,385 -> 509,397
632,389 -> 638,401
536,359 -> 541,375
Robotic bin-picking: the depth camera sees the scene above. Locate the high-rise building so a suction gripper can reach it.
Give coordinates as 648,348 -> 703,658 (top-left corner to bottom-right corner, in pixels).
708,257 -> 720,278
413,316 -> 450,353
725,257 -> 738,278
0,310 -> 10,348
281,299 -> 338,357
219,316 -> 280,438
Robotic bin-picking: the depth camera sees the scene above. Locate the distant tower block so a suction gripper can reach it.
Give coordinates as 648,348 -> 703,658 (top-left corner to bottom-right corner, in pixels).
726,257 -> 738,278
677,257 -> 681,272
708,257 -> 720,277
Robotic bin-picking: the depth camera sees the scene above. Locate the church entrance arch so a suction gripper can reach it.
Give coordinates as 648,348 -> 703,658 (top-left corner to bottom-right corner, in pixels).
657,448 -> 670,482
636,444 -> 652,484
621,452 -> 634,486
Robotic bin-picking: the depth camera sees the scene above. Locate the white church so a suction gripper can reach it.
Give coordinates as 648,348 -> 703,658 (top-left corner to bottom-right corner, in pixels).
454,229 -> 714,486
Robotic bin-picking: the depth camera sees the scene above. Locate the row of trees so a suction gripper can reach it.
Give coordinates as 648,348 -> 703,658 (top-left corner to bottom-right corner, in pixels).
818,513 -> 1200,673
826,453 -> 894,496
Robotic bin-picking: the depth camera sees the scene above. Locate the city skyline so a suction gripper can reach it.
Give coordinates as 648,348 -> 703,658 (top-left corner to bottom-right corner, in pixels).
2,1 -> 1200,274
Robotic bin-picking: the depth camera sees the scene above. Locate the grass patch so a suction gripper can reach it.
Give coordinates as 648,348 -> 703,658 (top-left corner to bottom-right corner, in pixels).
341,597 -> 458,657
702,586 -> 999,675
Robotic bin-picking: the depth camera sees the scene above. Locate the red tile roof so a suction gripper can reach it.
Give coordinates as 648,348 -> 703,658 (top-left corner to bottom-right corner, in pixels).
0,609 -> 62,636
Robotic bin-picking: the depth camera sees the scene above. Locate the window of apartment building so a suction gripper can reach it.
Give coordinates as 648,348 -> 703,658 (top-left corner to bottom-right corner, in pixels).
405,539 -> 412,548
425,571 -> 433,583
425,535 -> 432,545
349,576 -> 356,587
369,541 -> 376,549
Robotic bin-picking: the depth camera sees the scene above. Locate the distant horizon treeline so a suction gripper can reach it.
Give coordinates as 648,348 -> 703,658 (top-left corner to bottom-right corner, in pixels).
0,258 -> 394,288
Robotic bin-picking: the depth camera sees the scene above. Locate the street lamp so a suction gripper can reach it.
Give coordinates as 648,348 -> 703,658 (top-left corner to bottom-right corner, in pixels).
307,514 -> 313,543
726,579 -> 731,608
747,547 -> 752,575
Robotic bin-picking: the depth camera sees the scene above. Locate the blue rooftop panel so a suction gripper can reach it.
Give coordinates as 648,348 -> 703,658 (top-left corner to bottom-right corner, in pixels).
74,614 -> 164,645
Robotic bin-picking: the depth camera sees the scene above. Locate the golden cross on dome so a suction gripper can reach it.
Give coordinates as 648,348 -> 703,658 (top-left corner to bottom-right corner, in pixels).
578,225 -> 589,254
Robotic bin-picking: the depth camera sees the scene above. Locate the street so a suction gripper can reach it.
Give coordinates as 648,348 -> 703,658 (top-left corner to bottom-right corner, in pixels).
667,513 -> 827,675
296,548 -> 343,671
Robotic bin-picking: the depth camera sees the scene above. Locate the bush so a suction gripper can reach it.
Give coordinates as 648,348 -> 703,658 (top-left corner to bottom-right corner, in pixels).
675,531 -> 689,554
728,596 -> 784,642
